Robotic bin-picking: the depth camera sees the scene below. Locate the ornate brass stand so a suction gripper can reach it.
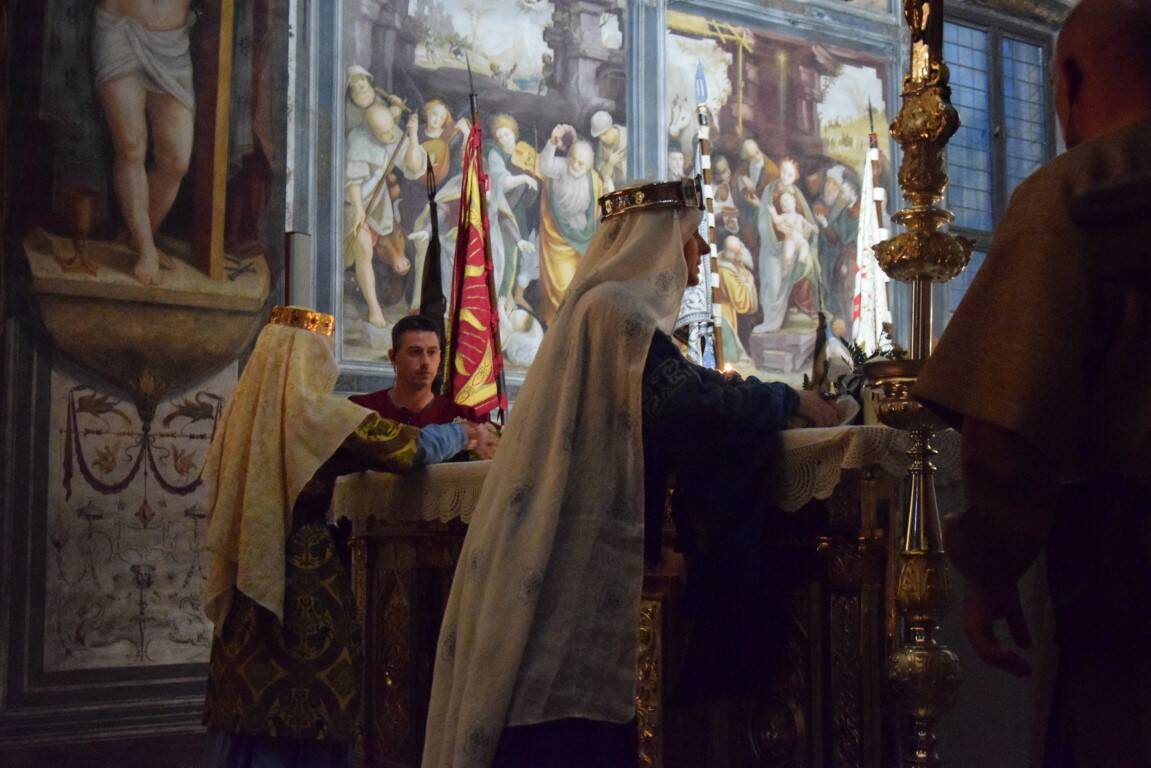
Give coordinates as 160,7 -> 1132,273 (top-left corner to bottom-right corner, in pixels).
865,1 -> 972,765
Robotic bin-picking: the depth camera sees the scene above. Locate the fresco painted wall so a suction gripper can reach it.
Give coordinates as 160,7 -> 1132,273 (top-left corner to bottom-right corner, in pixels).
329,0 -> 894,386
336,0 -> 626,373
0,0 -> 900,747
1,0 -> 289,741
667,9 -> 893,377
43,365 -> 235,671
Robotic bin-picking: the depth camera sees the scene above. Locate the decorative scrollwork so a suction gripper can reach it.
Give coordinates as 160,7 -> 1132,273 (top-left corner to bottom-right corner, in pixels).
375,567 -> 412,760
896,553 -> 954,619
636,599 -> 662,768
867,4 -> 966,761
874,230 -> 972,284
831,595 -> 863,768
748,693 -> 802,766
748,586 -> 810,767
887,643 -> 962,721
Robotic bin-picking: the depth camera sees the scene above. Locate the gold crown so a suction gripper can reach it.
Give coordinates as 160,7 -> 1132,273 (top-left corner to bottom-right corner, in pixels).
268,306 -> 336,337
598,176 -> 704,222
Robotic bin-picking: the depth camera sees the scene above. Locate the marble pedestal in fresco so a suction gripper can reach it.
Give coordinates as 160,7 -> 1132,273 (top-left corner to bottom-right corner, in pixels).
24,228 -> 269,418
750,324 -> 818,375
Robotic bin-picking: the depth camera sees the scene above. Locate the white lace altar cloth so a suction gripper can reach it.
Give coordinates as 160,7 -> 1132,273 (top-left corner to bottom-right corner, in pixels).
333,425 -> 961,527
775,425 -> 961,512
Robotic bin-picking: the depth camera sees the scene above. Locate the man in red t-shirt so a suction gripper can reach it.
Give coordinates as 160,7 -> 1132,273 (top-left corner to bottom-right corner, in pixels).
350,314 -> 489,427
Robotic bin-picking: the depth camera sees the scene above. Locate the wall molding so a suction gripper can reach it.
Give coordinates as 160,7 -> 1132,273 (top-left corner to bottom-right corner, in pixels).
0,320 -> 209,748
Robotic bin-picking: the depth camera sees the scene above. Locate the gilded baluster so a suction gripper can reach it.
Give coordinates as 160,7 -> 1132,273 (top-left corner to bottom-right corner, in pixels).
864,1 -> 971,765
635,599 -> 663,768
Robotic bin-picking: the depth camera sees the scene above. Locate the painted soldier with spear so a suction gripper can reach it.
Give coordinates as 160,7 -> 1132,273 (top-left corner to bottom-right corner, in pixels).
344,97 -> 427,329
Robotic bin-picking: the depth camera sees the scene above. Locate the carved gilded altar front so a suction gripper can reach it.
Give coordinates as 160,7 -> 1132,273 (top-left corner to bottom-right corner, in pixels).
352,467 -> 900,768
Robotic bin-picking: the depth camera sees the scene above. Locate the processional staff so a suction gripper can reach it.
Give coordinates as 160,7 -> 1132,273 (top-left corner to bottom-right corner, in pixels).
469,59 -> 508,424
693,63 -> 726,371
439,57 -> 507,423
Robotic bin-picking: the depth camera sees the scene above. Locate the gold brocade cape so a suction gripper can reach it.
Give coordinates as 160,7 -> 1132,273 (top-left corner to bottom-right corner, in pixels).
203,416 -> 421,742
202,320 -> 371,631
423,202 -> 703,768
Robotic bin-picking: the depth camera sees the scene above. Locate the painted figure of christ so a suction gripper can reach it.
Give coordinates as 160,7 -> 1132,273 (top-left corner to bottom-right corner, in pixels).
93,0 -> 195,284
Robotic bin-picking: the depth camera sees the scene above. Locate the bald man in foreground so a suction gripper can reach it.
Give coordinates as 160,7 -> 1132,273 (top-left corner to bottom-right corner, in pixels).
913,0 -> 1151,764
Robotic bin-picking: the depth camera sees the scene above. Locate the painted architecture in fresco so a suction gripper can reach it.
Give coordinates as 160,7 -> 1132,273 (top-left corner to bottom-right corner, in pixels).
5,0 -> 287,672
667,10 -> 892,376
339,0 -> 625,369
826,0 -> 891,13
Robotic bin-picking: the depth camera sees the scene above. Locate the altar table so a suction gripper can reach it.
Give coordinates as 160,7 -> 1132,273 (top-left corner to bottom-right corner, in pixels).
333,426 -> 961,768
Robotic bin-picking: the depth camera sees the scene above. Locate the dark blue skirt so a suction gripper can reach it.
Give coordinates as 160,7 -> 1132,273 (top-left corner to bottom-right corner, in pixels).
490,718 -> 637,768
201,729 -> 351,768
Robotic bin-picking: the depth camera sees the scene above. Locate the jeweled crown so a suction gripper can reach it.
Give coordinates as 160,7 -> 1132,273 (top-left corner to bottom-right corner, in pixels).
268,306 -> 336,337
598,176 -> 704,222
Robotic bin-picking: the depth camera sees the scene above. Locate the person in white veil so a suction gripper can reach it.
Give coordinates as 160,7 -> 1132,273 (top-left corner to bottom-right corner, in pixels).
200,306 -> 496,768
422,180 -> 838,768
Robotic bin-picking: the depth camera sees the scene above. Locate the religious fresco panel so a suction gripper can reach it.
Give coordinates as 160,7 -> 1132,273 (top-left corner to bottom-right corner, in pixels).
666,9 -> 894,378
338,0 -> 626,372
25,0 -> 275,408
4,0 -> 288,676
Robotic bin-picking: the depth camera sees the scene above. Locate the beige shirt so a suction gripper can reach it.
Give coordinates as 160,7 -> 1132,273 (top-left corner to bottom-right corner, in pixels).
915,118 -> 1151,492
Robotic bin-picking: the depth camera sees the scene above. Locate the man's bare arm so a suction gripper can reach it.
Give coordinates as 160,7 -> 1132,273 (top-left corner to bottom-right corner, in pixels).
399,114 -> 428,179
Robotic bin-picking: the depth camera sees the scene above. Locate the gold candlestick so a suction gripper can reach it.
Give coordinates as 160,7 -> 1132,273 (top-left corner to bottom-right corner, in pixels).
865,1 -> 972,765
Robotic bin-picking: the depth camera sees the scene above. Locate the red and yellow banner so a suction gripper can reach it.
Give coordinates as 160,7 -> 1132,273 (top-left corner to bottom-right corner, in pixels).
445,124 -> 505,417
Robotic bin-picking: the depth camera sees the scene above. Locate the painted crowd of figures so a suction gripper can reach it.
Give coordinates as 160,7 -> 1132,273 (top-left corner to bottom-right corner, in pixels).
341,64 -> 629,367
342,65 -> 869,372
695,138 -> 869,364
